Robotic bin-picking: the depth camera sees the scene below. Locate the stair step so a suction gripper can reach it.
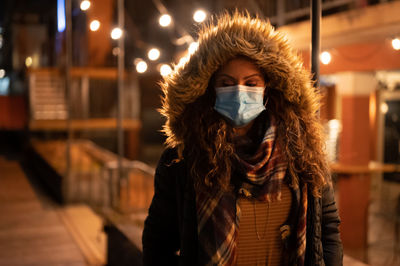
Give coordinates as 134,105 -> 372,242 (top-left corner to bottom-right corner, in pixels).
30,73 -> 69,122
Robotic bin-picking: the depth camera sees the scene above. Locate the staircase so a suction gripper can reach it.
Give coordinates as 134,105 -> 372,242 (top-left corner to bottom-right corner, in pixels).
29,70 -> 68,120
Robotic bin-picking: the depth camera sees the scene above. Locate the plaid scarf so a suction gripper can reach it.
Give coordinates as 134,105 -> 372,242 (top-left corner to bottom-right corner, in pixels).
195,119 -> 308,265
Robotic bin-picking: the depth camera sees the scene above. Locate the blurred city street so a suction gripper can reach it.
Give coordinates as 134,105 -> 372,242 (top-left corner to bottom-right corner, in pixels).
1,0 -> 400,265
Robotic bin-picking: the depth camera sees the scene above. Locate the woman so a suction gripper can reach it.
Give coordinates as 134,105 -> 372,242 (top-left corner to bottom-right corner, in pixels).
142,12 -> 343,266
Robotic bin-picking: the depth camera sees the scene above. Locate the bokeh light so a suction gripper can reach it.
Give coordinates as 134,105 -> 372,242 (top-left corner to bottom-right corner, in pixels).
80,0 -> 91,11
320,51 -> 332,65
25,57 -> 33,67
148,48 -> 160,61
136,61 -> 148,73
380,102 -> 389,114
112,47 -> 120,56
193,10 -> 207,23
90,20 -> 100,31
159,14 -> 172,27
392,38 -> 400,50
160,64 -> 172,76
111,27 -> 123,40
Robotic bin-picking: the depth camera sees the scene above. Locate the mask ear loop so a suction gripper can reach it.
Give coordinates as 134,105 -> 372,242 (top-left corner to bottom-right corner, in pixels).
264,97 -> 269,107
263,86 -> 269,107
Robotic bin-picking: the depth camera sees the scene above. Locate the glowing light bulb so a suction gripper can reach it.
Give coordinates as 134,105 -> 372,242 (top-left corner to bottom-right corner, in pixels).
136,61 -> 148,73
392,38 -> 400,51
160,64 -> 172,76
112,47 -> 120,56
25,57 -> 33,67
80,0 -> 91,11
320,51 -> 332,65
381,102 -> 389,114
90,20 -> 100,31
159,14 -> 172,27
193,10 -> 207,23
148,48 -> 160,61
111,27 -> 123,40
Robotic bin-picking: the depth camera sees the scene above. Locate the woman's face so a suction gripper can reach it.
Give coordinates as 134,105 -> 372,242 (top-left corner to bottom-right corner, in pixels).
213,57 -> 266,136
214,57 -> 265,88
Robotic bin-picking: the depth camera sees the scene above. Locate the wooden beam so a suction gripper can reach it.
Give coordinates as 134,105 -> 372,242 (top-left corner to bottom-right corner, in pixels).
330,162 -> 400,174
28,67 -> 129,80
29,118 -> 141,131
279,1 -> 400,50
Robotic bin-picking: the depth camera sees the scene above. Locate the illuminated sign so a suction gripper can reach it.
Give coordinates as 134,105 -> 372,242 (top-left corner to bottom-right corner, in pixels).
57,0 -> 66,32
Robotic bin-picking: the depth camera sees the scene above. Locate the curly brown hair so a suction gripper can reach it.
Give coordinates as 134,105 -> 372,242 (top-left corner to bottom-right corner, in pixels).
179,80 -> 235,192
160,13 -> 329,197
177,65 -> 328,197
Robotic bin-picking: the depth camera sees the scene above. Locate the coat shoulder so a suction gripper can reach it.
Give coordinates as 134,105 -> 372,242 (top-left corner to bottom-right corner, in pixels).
158,147 -> 179,165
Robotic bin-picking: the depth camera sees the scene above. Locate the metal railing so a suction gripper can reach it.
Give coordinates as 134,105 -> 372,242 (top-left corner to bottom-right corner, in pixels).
31,139 -> 155,213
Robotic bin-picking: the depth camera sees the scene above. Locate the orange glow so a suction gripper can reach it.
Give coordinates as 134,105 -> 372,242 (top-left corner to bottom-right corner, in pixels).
369,92 -> 376,127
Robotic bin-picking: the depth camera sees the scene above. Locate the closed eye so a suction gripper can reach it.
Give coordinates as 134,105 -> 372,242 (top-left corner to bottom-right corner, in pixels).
245,81 -> 258,87
215,77 -> 236,87
245,79 -> 264,87
222,81 -> 235,86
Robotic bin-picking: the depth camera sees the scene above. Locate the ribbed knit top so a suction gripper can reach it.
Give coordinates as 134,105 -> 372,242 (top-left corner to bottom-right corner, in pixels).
236,183 -> 292,266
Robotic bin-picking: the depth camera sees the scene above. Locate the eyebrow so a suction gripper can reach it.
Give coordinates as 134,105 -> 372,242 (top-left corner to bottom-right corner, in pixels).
216,73 -> 264,80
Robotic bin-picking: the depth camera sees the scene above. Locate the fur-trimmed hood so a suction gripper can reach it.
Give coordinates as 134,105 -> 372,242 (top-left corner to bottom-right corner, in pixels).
160,12 -> 318,148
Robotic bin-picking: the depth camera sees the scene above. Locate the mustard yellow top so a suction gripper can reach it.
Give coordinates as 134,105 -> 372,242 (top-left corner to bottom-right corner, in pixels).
237,183 -> 292,266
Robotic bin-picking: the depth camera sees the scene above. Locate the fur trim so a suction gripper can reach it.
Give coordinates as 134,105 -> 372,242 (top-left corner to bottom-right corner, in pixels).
160,11 -> 317,148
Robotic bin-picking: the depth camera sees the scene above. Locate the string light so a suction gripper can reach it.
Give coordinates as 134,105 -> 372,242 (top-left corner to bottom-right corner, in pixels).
90,20 -> 100,31
148,48 -> 160,61
320,51 -> 332,65
111,27 -> 123,40
392,38 -> 400,51
25,57 -> 33,67
193,10 -> 207,23
160,64 -> 172,76
112,47 -> 120,56
380,102 -> 389,114
136,61 -> 148,73
159,14 -> 172,27
80,0 -> 91,11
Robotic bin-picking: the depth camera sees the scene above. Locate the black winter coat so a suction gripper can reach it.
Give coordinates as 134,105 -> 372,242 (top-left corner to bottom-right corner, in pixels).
142,149 -> 343,266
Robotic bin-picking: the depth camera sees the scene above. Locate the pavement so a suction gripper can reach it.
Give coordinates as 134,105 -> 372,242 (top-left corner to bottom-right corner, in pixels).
0,155 -> 106,266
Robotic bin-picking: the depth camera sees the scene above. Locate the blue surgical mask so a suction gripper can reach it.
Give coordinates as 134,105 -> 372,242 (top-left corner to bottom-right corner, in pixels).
214,85 -> 266,127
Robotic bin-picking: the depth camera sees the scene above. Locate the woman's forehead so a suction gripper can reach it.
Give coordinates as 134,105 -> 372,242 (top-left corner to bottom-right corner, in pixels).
215,57 -> 263,78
